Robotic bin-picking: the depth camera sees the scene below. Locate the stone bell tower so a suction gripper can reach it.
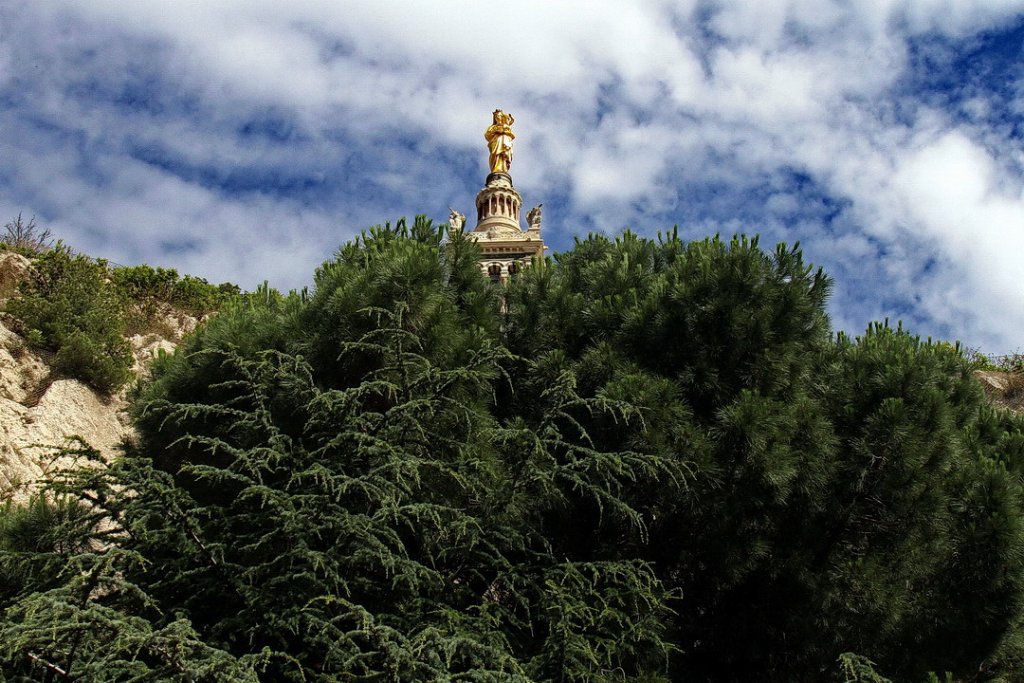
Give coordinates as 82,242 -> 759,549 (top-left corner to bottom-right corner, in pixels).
452,109 -> 545,284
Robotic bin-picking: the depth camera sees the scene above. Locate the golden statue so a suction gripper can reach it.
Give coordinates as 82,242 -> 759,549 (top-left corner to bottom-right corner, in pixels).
485,109 -> 515,174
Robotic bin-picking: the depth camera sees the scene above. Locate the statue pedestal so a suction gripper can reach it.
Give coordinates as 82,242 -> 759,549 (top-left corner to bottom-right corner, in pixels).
486,172 -> 514,187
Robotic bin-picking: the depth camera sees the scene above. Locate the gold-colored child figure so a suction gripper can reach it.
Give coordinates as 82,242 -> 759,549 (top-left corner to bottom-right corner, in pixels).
485,109 -> 515,174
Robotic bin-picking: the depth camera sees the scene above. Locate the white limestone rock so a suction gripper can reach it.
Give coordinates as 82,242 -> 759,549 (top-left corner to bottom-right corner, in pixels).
0,317 -> 182,501
0,251 -> 31,303
0,320 -> 48,404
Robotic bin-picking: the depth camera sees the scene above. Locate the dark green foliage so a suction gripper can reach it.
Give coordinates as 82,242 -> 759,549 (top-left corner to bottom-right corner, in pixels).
811,327 -> 1019,675
3,219 -> 1024,681
0,482 -> 256,681
503,230 -> 1024,681
6,244 -> 133,392
4,247 -> 239,393
0,218 -> 678,681
111,264 -> 240,316
504,230 -> 839,679
111,263 -> 240,339
836,653 -> 892,683
0,492 -> 93,605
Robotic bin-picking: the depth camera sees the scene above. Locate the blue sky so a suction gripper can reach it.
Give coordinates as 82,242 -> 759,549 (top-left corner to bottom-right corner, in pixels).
2,0 -> 1023,353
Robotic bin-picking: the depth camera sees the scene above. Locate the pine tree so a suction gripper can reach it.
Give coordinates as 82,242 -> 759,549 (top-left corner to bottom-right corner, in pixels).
503,232 -> 1024,681
0,218 -> 678,681
3,223 -> 1024,682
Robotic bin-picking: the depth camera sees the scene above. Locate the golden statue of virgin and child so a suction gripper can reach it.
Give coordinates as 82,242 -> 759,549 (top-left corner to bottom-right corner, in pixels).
484,109 -> 515,174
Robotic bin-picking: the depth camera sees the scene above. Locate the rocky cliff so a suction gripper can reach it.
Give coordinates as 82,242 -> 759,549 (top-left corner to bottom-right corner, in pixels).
0,252 -> 189,499
976,370 -> 1024,413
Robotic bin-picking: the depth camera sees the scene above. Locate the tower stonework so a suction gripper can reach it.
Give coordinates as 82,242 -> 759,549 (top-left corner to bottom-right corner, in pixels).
460,110 -> 545,284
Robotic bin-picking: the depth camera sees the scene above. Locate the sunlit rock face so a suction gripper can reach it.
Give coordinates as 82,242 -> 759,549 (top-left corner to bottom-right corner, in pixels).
976,370 -> 1024,414
0,261 -> 194,499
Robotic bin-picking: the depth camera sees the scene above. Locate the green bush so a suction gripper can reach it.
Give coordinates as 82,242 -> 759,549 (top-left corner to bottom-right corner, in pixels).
110,264 -> 178,302
174,274 -> 238,312
53,328 -> 132,393
0,493 -> 95,607
6,244 -> 132,393
4,245 -> 238,393
111,265 -> 240,339
111,264 -> 238,316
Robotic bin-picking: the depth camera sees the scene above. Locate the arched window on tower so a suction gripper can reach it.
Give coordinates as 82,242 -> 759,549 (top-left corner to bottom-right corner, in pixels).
488,263 -> 502,283
508,262 -> 520,279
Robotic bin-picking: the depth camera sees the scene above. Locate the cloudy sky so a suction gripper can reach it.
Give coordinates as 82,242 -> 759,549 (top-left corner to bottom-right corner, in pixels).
2,1 -> 1023,353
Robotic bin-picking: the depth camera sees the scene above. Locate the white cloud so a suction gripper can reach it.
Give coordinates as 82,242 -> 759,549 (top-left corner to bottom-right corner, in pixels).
891,132 -> 1024,330
897,0 -> 1024,35
4,0 -> 1024,350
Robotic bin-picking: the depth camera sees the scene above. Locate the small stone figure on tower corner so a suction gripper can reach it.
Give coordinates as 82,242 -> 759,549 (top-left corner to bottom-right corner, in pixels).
448,207 -> 465,232
527,204 -> 542,229
485,109 -> 515,174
